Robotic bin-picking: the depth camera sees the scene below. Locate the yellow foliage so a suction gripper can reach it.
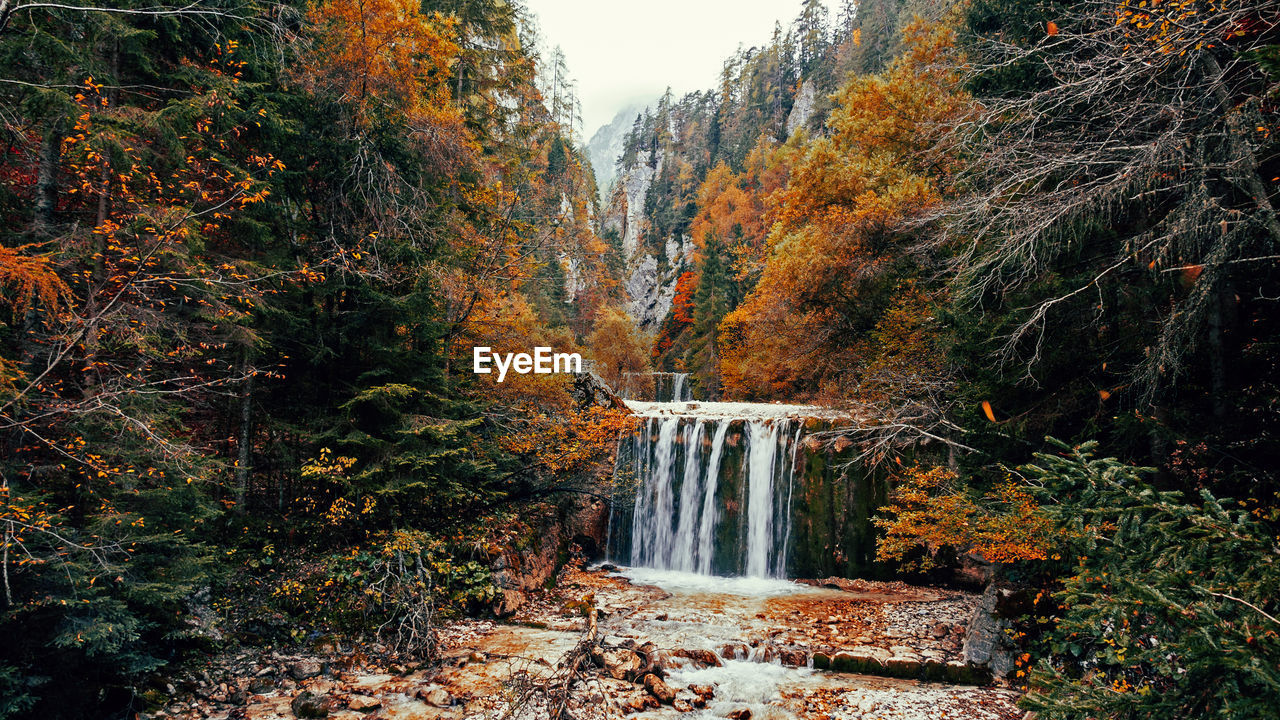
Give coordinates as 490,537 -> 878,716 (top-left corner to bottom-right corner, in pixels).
874,465 -> 1056,570
0,244 -> 72,317
586,307 -> 651,393
718,20 -> 970,401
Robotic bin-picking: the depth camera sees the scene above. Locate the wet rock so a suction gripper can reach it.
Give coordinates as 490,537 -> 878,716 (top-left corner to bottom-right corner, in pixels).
719,642 -> 748,660
884,654 -> 923,677
642,673 -> 675,704
931,623 -> 951,639
466,651 -> 486,664
727,709 -> 752,720
289,660 -> 323,681
963,584 -> 1017,679
688,684 -> 714,700
778,648 -> 809,667
600,648 -> 644,680
673,648 -> 722,668
346,695 -> 381,711
422,688 -> 453,708
752,645 -> 777,663
290,691 -> 331,718
672,698 -> 693,712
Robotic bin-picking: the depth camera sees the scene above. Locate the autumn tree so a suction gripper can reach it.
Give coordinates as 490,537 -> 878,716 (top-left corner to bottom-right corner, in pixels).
719,21 -> 968,424
587,307 -> 652,394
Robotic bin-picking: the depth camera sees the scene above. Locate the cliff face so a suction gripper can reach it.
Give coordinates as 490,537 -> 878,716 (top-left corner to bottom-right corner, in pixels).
586,103 -> 645,204
600,148 -> 691,331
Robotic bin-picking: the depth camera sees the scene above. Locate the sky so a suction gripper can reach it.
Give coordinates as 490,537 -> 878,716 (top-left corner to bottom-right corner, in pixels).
522,0 -> 840,139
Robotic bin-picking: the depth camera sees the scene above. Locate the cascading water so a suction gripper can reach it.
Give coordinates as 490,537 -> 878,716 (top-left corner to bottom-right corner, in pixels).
620,372 -> 693,402
611,411 -> 802,578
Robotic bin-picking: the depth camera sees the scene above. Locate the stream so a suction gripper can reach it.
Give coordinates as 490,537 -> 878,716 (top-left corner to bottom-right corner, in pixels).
154,379 -> 1022,720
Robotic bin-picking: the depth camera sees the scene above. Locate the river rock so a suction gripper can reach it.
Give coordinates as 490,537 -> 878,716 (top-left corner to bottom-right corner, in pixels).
673,648 -> 722,668
779,648 -> 809,667
689,684 -> 714,696
727,709 -> 752,720
346,695 -> 381,711
719,642 -> 748,660
642,673 -> 676,704
422,688 -> 453,708
601,648 -> 644,680
289,661 -> 323,681
290,691 -> 331,718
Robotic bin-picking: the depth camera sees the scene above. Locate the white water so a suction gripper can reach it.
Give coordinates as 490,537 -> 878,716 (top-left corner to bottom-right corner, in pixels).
620,372 -> 693,402
672,373 -> 690,402
694,422 -> 730,575
620,413 -> 801,579
615,566 -> 807,596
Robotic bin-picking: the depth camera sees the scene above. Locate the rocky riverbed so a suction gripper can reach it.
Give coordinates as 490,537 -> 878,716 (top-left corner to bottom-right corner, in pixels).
145,566 -> 1021,720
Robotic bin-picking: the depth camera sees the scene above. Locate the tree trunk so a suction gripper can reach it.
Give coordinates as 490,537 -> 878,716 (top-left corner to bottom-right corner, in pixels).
1207,286 -> 1228,421
33,129 -> 59,230
234,354 -> 254,513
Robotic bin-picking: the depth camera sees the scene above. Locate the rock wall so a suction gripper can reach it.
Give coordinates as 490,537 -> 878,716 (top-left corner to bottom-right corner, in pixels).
785,79 -> 818,137
490,495 -> 610,616
602,149 -> 692,331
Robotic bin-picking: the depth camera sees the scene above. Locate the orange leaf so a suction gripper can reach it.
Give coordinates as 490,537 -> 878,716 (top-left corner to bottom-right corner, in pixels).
982,401 -> 997,422
1047,21 -> 1059,35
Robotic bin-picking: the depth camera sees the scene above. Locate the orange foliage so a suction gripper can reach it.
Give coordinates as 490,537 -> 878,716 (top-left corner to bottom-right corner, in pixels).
587,307 -> 651,393
718,21 -> 969,401
671,271 -> 697,325
0,244 -> 71,317
688,137 -> 799,284
874,465 -> 1056,570
302,0 -> 471,164
499,405 -> 632,478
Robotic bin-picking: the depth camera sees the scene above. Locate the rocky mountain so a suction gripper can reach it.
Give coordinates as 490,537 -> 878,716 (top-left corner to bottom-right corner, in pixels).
586,103 -> 646,203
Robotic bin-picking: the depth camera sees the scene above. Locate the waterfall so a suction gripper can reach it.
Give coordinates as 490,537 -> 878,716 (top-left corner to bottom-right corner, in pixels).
672,373 -> 691,402
620,372 -> 693,402
616,414 -> 800,578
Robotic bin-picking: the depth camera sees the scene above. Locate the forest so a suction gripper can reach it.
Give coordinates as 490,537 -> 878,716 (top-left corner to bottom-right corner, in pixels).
0,0 -> 1276,719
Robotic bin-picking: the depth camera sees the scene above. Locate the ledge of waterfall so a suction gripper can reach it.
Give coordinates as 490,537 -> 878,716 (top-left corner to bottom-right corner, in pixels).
624,399 -> 849,420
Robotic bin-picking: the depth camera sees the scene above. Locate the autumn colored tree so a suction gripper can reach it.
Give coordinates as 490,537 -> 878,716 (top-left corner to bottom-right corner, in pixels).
587,306 -> 652,394
719,20 -> 968,417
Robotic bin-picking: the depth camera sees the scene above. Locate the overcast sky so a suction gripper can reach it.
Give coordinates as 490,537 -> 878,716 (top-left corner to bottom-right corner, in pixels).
522,0 -> 839,138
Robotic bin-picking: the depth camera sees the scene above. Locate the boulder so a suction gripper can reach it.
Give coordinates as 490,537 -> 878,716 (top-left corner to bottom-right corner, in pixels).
778,648 -> 808,667
673,648 -> 722,668
963,584 -> 1017,679
346,695 -> 381,712
641,674 -> 676,705
290,691 -> 331,719
719,642 -> 748,660
288,661 -> 323,681
570,372 -> 628,410
600,648 -> 643,680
